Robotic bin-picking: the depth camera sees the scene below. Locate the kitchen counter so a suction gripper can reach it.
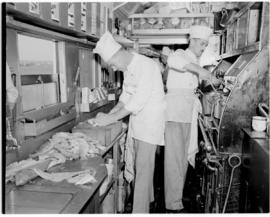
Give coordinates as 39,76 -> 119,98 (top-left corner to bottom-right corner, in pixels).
5,156 -> 107,214
240,128 -> 269,213
242,128 -> 269,156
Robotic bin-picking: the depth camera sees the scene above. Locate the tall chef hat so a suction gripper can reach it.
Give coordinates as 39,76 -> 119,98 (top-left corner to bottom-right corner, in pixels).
189,25 -> 212,41
93,31 -> 122,62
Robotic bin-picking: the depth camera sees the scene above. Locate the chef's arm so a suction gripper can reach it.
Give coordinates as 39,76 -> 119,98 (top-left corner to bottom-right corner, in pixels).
167,51 -> 220,85
183,63 -> 211,80
109,107 -> 131,122
172,63 -> 221,85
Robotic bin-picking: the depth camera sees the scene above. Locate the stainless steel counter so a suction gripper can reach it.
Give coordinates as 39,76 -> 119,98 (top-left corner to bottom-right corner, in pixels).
240,128 -> 269,212
242,128 -> 269,156
5,156 -> 107,214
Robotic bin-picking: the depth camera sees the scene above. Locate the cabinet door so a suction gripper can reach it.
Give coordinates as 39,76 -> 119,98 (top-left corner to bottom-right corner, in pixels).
79,49 -> 94,89
237,12 -> 248,49
250,142 -> 269,212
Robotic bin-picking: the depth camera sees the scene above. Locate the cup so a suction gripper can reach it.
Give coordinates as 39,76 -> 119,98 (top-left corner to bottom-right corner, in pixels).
252,116 -> 267,132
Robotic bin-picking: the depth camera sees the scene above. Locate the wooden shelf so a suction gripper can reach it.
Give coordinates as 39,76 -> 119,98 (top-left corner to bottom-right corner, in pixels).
218,42 -> 260,60
6,5 -> 98,43
23,109 -> 76,137
226,2 -> 258,26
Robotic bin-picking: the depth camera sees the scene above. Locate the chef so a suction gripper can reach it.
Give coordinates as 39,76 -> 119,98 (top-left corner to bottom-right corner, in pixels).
92,32 -> 166,213
164,25 -> 220,212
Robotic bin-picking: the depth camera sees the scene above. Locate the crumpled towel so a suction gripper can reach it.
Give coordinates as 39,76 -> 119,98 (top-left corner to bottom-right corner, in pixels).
33,168 -> 97,185
123,120 -> 135,183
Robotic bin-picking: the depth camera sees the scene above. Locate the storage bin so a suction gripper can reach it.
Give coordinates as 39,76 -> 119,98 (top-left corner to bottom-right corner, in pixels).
23,110 -> 76,136
72,121 -> 122,146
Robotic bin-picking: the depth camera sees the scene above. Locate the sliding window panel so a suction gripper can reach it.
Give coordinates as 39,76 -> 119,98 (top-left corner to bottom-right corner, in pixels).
57,42 -> 68,103
21,84 -> 43,112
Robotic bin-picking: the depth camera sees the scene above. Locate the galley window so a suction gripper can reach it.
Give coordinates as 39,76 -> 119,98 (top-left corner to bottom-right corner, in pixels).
17,34 -> 61,112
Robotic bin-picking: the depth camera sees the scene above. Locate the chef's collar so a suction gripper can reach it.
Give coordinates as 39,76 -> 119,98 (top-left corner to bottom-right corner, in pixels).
126,52 -> 137,72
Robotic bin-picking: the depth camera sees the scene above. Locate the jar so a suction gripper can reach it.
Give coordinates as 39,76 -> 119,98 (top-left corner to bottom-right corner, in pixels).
252,116 -> 267,132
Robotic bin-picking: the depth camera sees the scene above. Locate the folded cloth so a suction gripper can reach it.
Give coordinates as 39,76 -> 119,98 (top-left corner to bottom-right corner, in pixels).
124,120 -> 135,183
188,98 -> 202,168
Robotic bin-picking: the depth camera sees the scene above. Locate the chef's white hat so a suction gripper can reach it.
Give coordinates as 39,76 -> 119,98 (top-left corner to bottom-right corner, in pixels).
162,46 -> 172,56
189,25 -> 212,41
93,31 -> 122,62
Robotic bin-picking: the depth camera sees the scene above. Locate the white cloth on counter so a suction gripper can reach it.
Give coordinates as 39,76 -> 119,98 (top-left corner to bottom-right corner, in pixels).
33,168 -> 97,185
119,53 -> 166,146
6,63 -> 18,104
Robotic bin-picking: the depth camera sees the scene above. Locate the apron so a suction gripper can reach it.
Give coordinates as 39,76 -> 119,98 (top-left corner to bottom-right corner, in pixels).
165,88 -> 202,167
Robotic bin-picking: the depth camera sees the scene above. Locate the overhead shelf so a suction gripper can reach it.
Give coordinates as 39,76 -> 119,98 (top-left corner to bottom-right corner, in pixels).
6,5 -> 99,43
129,13 -> 214,18
132,28 -> 190,36
131,34 -> 189,45
129,12 -> 214,45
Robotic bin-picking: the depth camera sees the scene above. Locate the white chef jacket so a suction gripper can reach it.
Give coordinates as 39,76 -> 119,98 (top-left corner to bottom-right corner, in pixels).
6,63 -> 18,104
119,53 -> 166,146
166,49 -> 202,167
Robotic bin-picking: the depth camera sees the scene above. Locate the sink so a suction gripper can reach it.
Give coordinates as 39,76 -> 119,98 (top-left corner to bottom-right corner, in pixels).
5,189 -> 73,214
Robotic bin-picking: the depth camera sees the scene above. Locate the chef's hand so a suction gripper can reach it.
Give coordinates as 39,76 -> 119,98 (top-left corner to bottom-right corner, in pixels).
109,107 -> 119,114
210,74 -> 222,86
96,112 -> 106,118
94,114 -> 115,126
109,101 -> 124,114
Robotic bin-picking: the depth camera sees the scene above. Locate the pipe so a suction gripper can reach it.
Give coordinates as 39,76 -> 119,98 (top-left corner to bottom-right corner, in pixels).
198,116 -> 212,152
222,154 -> 241,213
